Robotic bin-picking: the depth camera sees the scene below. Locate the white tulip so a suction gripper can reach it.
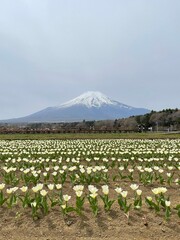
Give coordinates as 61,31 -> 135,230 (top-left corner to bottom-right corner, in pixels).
115,187 -> 122,194
121,191 -> 128,198
136,189 -> 142,196
63,194 -> 71,202
146,196 -> 152,201
40,189 -> 48,196
165,200 -> 171,207
0,183 -> 5,190
31,201 -> 37,207
130,184 -> 139,190
88,185 -> 98,194
102,185 -> 109,195
56,184 -> 62,190
75,190 -> 83,197
20,186 -> 28,192
90,192 -> 98,199
152,188 -> 160,195
47,184 -> 54,190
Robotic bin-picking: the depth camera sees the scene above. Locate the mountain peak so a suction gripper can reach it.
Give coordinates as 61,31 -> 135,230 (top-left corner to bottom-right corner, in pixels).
0,91 -> 150,123
59,91 -> 117,108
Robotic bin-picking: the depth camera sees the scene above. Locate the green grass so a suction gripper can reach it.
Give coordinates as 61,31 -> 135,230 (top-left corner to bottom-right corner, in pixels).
0,132 -> 179,140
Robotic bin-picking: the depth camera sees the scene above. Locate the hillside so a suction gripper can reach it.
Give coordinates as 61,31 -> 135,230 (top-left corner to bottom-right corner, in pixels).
0,92 -> 149,123
0,109 -> 179,133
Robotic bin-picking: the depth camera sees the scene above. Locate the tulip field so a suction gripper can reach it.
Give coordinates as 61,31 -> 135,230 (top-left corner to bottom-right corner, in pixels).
0,139 -> 180,240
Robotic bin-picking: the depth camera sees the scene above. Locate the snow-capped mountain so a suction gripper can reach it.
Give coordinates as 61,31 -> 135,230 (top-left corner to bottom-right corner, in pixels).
1,91 -> 150,123
57,91 -> 131,109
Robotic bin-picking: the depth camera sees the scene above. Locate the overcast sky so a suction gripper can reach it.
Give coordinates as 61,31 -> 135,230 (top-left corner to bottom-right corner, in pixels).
0,0 -> 180,119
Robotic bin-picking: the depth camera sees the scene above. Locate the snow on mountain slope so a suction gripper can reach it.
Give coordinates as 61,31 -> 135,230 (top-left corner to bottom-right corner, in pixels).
56,91 -> 132,109
0,91 -> 150,123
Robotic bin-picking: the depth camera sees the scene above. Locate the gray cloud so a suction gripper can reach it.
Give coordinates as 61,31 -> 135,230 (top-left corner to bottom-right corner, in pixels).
0,0 -> 180,119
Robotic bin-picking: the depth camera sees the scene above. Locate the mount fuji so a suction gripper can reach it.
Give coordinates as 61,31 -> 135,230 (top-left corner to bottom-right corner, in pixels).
1,91 -> 150,123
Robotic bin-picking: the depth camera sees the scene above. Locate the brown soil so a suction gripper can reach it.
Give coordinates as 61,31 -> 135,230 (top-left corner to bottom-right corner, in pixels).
0,182 -> 179,240
0,204 -> 180,240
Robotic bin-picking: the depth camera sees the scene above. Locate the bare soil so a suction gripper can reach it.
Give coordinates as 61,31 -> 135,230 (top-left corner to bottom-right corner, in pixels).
0,203 -> 180,240
0,181 -> 179,240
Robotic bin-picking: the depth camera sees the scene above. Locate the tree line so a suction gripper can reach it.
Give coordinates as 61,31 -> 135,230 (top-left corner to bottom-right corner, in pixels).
0,108 -> 179,134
